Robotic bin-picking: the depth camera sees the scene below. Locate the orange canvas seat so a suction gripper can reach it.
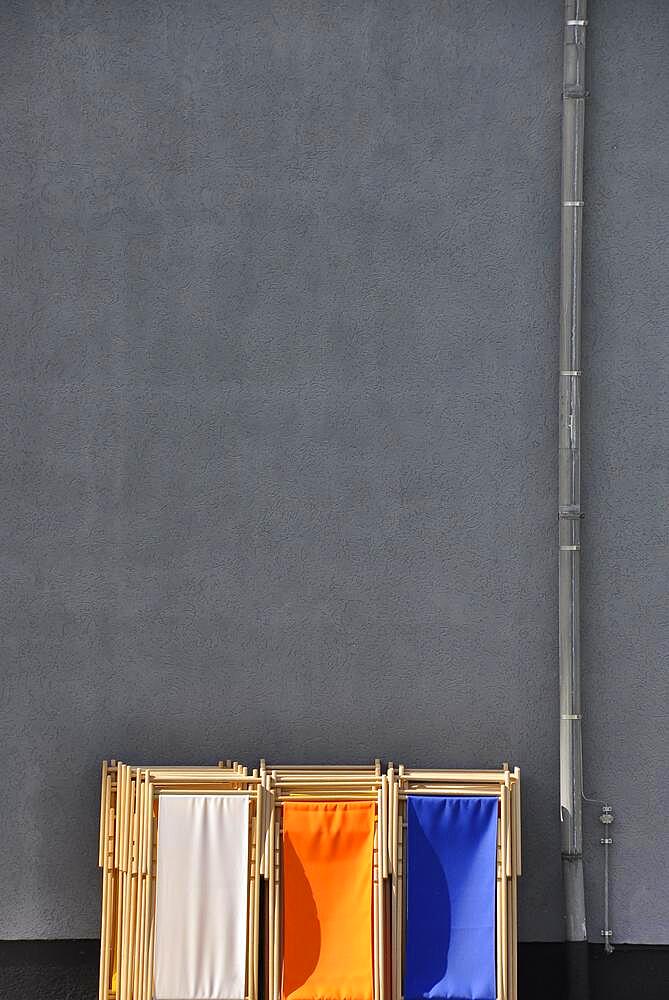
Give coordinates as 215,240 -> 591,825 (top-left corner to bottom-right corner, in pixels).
282,801 -> 375,1000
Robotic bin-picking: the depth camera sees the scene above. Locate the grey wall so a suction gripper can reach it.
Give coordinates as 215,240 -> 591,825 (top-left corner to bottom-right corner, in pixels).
581,1 -> 669,946
0,0 -> 666,944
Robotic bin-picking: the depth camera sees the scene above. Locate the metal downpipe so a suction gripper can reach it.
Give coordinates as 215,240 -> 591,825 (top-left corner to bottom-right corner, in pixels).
559,1 -> 589,995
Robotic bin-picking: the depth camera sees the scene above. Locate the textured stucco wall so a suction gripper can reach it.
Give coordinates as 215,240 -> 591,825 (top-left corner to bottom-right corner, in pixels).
580,0 -> 669,945
0,0 -> 666,943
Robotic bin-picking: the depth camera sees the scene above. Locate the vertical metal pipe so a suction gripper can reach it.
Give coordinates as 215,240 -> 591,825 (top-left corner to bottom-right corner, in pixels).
600,804 -> 614,954
603,836 -> 611,947
559,0 -> 589,981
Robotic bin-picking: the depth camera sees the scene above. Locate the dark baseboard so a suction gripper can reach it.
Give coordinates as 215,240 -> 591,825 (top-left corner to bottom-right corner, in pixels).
0,939 -> 667,999
518,941 -> 669,999
0,939 -> 99,999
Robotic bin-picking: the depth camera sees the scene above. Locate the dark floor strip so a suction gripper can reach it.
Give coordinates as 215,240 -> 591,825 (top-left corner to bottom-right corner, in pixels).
0,940 -> 667,1000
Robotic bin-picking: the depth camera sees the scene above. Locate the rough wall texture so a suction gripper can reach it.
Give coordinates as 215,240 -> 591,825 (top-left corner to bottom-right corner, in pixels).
0,0 -> 666,943
580,0 -> 669,946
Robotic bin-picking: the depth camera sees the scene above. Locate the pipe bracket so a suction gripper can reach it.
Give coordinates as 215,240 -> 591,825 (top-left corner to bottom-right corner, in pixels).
558,508 -> 583,519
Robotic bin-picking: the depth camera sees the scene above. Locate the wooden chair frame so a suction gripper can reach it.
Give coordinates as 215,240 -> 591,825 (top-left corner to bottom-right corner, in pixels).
387,764 -> 521,1000
262,766 -> 389,1000
98,762 -> 261,1000
257,762 -> 383,881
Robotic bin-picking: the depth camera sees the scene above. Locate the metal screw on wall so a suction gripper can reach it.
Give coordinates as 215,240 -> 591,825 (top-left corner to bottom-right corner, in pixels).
600,805 -> 614,954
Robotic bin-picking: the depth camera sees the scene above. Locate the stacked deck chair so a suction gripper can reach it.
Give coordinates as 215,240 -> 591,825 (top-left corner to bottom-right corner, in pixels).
98,761 -> 262,1000
387,764 -> 521,1000
261,763 -> 388,1000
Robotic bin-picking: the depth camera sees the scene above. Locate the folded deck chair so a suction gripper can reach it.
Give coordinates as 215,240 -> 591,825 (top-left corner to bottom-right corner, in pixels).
387,766 -> 521,1000
98,763 -> 260,1000
99,761 -> 143,1000
98,761 -> 249,1000
263,768 -> 389,1000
